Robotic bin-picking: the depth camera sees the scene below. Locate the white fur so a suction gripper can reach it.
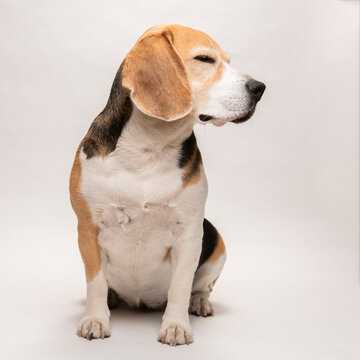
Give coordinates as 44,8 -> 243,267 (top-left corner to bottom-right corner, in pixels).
77,269 -> 110,339
195,62 -> 252,126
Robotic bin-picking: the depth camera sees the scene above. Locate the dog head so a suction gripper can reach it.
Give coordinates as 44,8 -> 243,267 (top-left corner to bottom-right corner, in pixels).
122,24 -> 265,125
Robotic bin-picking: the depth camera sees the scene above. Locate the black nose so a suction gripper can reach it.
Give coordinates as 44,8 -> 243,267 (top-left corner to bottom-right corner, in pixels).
245,79 -> 266,101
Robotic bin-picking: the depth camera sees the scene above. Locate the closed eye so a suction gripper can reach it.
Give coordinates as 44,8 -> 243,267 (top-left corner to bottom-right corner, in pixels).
193,55 -> 216,64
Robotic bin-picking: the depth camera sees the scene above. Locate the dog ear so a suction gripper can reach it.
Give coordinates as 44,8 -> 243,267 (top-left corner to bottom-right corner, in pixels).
122,30 -> 193,121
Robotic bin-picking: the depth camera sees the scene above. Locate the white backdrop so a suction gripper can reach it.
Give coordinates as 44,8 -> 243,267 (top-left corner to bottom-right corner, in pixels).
0,0 -> 359,359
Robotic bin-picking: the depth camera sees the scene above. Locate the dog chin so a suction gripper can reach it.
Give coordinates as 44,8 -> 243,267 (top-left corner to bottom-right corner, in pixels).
212,119 -> 228,127
198,117 -> 231,127
231,107 -> 256,124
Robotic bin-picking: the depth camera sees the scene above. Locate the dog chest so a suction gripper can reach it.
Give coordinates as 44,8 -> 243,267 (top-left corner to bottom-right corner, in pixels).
79,148 -> 184,229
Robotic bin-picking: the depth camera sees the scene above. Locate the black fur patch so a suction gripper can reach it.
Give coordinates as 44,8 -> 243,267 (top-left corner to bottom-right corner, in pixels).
82,61 -> 133,159
178,132 -> 202,183
107,288 -> 120,309
178,132 -> 197,168
197,218 -> 219,269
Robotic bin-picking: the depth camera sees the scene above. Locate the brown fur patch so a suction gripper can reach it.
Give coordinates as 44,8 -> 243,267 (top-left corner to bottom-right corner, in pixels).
210,61 -> 225,84
204,232 -> 226,264
209,276 -> 220,292
162,247 -> 172,263
70,145 -> 102,282
143,25 -> 229,63
182,147 -> 202,187
122,30 -> 193,121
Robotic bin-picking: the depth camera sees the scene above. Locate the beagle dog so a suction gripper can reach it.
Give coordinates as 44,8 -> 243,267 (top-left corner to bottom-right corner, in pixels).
70,24 -> 265,346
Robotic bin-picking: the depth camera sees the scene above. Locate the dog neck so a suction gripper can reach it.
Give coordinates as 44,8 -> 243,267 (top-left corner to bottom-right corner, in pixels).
120,105 -> 196,152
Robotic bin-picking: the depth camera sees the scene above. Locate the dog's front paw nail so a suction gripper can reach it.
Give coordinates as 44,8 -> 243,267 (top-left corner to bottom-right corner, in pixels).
77,316 -> 110,340
158,322 -> 193,346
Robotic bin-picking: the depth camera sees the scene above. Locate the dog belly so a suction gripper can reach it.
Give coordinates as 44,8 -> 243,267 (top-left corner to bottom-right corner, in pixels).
106,260 -> 171,308
99,219 -> 177,308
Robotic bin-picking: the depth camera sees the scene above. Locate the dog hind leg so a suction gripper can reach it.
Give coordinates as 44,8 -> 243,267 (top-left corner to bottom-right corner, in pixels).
190,219 -> 226,317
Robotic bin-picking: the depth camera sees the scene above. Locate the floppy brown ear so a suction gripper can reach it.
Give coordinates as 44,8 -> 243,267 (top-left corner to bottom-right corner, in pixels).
122,30 -> 193,121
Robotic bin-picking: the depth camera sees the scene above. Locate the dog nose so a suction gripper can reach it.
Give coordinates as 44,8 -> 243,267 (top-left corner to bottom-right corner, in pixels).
245,79 -> 266,101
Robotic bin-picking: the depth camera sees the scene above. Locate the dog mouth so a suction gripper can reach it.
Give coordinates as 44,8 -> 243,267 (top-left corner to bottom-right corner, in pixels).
199,106 -> 256,125
199,114 -> 214,122
231,106 -> 256,124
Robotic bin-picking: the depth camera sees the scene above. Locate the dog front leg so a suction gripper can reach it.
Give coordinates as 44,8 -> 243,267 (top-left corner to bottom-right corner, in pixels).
76,223 -> 110,340
158,229 -> 202,346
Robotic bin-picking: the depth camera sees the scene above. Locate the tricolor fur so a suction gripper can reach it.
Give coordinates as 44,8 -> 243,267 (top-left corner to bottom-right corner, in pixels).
70,24 -> 265,346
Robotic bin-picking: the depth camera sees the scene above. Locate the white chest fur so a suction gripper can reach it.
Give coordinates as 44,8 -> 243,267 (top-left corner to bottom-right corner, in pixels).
78,115 -> 208,307
79,144 -> 184,228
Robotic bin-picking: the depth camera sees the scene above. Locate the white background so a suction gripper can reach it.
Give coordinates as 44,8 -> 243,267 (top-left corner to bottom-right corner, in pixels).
0,0 -> 359,359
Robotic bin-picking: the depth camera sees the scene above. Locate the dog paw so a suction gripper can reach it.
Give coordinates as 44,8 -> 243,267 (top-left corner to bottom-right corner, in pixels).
189,293 -> 214,317
158,321 -> 193,346
77,316 -> 110,340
